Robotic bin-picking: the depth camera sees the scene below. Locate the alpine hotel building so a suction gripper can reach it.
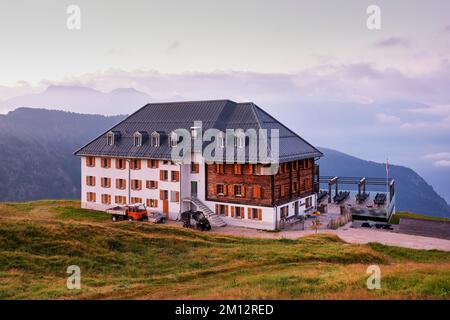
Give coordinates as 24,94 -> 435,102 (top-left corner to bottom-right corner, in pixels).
74,100 -> 322,230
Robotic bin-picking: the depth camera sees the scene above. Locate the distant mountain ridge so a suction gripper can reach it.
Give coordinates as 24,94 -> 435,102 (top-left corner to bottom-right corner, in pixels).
0,108 -> 125,201
0,107 -> 449,218
0,85 -> 152,115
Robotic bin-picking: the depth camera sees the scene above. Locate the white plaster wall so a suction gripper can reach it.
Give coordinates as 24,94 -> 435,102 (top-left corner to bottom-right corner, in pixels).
204,200 -> 276,230
276,193 -> 317,218
158,161 -> 181,220
190,151 -> 205,201
81,157 -> 181,219
82,156 -> 127,210
179,163 -> 191,213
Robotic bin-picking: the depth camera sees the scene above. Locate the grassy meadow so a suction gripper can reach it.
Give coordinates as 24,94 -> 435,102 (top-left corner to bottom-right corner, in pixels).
390,211 -> 450,225
0,200 -> 449,299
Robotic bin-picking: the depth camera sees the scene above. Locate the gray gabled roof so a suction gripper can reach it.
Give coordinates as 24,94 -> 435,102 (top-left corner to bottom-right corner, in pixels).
74,99 -> 323,162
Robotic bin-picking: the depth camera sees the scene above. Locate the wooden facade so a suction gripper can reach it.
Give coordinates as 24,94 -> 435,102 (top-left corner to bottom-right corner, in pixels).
273,158 -> 315,205
205,159 -> 316,207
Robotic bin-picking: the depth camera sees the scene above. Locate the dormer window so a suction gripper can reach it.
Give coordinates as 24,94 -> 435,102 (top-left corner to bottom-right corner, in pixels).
235,130 -> 245,148
217,131 -> 225,148
191,127 -> 200,140
151,132 -> 160,147
133,132 -> 142,147
170,132 -> 178,147
107,131 -> 120,146
107,133 -> 114,146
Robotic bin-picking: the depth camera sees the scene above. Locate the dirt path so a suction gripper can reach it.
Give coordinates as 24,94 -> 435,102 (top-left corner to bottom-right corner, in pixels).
208,223 -> 450,252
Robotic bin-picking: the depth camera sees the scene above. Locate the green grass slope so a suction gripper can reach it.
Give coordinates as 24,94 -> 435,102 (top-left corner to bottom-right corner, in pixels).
390,211 -> 450,225
0,201 -> 450,299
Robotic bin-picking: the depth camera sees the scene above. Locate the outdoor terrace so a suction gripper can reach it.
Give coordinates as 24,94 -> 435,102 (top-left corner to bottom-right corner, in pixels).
318,176 -> 396,223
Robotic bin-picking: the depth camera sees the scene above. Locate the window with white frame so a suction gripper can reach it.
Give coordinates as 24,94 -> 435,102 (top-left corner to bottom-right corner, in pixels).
160,190 -> 169,200
115,195 -> 126,205
116,179 -> 126,189
217,204 -> 227,215
217,131 -> 225,148
191,127 -> 200,139
133,132 -> 142,147
216,184 -> 225,195
170,132 -> 178,147
107,132 -> 114,146
160,170 -> 169,181
101,177 -> 110,188
280,206 -> 289,219
234,184 -> 243,197
235,130 -> 245,148
131,179 -> 141,190
251,208 -> 259,220
146,199 -> 158,208
170,191 -> 179,203
305,196 -> 312,209
116,158 -> 126,169
86,192 -> 96,202
151,132 -> 160,147
147,180 -> 157,189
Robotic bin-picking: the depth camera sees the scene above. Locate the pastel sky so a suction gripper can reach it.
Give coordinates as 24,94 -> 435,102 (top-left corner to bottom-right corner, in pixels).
0,0 -> 450,202
1,0 -> 450,85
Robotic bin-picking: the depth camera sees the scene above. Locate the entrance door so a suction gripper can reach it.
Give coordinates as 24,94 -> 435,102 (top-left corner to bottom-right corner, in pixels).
163,200 -> 169,217
294,201 -> 299,216
191,181 -> 198,197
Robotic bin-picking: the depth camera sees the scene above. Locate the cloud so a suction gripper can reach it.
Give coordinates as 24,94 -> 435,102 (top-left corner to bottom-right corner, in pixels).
376,113 -> 401,124
403,104 -> 450,129
400,122 -> 432,129
5,57 -> 450,107
374,37 -> 410,48
165,41 -> 181,55
424,152 -> 450,168
434,160 -> 450,168
348,94 -> 374,105
424,152 -> 450,160
104,48 -> 126,57
2,60 -> 450,131
408,104 -> 450,116
0,81 -> 40,101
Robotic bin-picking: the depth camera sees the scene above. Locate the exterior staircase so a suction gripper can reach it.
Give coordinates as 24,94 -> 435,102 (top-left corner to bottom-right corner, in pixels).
189,197 -> 227,227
